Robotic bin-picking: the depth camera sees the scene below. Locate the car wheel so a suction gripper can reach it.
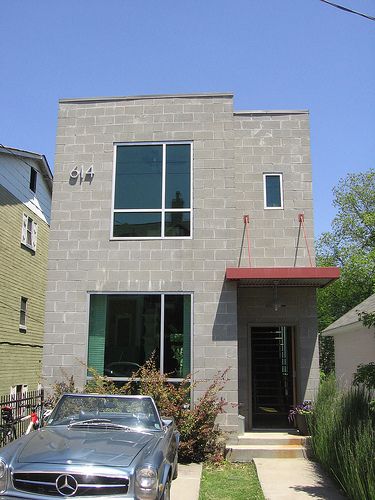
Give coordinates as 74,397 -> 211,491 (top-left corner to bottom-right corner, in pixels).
161,479 -> 171,500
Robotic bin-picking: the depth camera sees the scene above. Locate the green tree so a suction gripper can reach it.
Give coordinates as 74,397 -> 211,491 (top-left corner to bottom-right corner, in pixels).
317,169 -> 375,373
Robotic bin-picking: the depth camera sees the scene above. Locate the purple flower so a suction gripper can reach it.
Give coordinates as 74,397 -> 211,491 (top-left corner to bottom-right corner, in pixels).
288,400 -> 313,422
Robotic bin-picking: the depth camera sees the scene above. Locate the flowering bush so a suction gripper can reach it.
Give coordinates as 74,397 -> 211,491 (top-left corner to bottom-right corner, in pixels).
288,400 -> 313,423
54,357 -> 230,463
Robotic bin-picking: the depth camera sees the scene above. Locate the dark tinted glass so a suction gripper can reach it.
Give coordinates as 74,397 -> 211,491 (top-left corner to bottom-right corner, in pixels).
165,212 -> 190,237
115,145 -> 162,209
29,167 -> 37,192
113,212 -> 161,237
165,145 -> 191,209
164,295 -> 191,378
265,175 -> 282,207
104,295 -> 161,372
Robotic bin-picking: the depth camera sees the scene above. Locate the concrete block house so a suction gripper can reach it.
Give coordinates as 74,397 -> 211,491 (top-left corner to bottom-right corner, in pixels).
42,93 -> 338,433
0,146 -> 52,396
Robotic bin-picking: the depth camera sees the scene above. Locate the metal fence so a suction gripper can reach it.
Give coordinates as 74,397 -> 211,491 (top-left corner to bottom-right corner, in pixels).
0,389 -> 44,446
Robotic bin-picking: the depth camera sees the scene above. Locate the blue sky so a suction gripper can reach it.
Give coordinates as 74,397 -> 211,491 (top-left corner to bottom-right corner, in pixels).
0,0 -> 374,236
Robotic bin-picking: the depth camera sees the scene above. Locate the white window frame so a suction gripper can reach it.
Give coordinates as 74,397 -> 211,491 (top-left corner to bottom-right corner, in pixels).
263,173 -> 284,209
87,291 -> 193,383
21,213 -> 38,251
111,142 -> 193,240
10,384 -> 28,417
10,384 -> 28,399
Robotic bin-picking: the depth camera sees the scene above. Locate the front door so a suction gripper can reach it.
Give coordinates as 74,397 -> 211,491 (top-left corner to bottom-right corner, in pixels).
250,326 -> 295,428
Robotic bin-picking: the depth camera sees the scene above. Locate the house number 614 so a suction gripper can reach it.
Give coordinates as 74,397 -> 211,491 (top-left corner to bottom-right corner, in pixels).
70,165 -> 94,180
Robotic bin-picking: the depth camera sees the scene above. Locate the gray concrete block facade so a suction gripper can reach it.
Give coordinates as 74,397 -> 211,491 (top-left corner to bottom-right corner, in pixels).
43,93 -> 317,432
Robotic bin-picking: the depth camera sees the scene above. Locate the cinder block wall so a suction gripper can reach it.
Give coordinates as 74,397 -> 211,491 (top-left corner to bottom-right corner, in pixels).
233,111 -> 315,266
43,94 -> 239,429
43,94 -> 317,432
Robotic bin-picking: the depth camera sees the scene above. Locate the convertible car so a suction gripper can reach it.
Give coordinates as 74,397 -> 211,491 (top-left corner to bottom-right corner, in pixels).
0,393 -> 179,499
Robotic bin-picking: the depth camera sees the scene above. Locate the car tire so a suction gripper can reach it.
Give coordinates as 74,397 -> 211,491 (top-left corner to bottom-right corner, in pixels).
172,455 -> 178,480
161,479 -> 171,500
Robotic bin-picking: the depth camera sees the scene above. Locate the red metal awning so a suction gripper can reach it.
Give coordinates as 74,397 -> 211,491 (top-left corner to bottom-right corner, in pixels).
225,267 -> 340,287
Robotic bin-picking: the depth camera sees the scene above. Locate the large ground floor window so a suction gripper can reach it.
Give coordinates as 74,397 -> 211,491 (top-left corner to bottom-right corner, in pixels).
88,293 -> 191,380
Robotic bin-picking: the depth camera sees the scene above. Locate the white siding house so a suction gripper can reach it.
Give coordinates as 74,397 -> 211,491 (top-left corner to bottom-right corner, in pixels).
322,293 -> 375,387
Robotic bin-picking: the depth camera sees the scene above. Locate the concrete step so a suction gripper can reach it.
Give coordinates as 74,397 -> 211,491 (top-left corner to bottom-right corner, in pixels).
226,444 -> 308,461
236,432 -> 307,446
226,431 -> 310,461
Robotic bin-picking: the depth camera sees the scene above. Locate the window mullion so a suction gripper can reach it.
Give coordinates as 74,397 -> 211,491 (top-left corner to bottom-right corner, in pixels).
161,144 -> 166,237
160,294 -> 165,374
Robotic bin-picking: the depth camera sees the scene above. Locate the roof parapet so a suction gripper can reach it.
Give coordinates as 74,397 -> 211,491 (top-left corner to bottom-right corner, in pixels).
234,110 -> 309,116
59,92 -> 234,104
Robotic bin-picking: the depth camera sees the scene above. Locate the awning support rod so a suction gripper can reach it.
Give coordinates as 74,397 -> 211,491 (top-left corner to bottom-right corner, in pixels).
238,215 -> 252,268
294,213 -> 313,267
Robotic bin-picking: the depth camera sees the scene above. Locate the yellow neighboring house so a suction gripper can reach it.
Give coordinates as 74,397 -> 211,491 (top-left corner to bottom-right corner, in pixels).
0,146 -> 52,397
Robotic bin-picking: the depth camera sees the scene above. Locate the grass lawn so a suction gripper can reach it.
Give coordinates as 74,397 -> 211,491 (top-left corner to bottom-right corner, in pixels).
199,462 -> 265,500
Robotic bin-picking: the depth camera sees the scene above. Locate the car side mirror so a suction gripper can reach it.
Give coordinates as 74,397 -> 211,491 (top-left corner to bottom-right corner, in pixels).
161,418 -> 173,429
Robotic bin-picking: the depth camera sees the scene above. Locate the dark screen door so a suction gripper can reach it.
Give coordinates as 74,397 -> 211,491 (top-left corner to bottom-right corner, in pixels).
250,326 -> 294,428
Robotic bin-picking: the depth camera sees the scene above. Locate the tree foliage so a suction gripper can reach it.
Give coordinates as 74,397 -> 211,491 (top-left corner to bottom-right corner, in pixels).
318,169 -> 375,257
357,310 -> 375,329
317,169 -> 375,373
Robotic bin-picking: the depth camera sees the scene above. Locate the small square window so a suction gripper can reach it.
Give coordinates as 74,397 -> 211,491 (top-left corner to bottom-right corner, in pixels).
30,167 -> 37,192
264,173 -> 283,209
19,297 -> 27,332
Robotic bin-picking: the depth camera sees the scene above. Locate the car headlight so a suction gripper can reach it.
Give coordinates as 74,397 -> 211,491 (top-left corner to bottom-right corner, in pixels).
135,466 -> 158,499
0,459 -> 8,494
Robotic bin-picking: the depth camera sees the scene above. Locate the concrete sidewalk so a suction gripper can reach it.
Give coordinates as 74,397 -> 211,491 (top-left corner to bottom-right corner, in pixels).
254,458 -> 347,499
171,463 -> 202,500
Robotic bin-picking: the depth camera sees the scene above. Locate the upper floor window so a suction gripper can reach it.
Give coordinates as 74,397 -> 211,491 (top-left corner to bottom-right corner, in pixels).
263,173 -> 283,209
19,297 -> 27,332
112,143 -> 192,239
29,167 -> 37,193
21,213 -> 38,251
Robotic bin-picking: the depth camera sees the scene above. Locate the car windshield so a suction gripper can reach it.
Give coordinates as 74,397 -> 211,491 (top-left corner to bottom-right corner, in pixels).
47,394 -> 162,431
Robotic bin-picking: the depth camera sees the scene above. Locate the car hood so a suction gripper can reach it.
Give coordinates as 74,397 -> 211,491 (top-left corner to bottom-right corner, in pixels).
16,426 -> 159,467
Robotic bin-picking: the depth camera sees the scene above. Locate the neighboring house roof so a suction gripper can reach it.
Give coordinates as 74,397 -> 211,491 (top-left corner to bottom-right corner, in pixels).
0,144 -> 53,192
322,293 -> 375,336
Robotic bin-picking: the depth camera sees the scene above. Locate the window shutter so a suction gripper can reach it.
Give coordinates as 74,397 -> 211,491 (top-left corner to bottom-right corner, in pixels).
88,295 -> 107,375
21,214 -> 28,245
32,221 -> 38,251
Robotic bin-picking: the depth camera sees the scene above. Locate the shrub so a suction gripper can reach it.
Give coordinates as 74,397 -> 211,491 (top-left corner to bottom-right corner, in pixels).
353,362 -> 375,391
309,375 -> 375,500
51,358 -> 229,463
46,374 -> 78,407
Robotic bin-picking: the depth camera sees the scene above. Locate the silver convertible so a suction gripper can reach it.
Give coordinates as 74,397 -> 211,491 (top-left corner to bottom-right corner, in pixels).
0,394 -> 179,499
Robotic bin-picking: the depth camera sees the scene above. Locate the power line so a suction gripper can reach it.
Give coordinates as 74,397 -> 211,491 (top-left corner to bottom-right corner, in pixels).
0,299 -> 46,327
320,0 -> 375,21
0,143 -> 38,171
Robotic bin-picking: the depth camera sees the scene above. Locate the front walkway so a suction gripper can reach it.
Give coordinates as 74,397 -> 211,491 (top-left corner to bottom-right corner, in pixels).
170,457 -> 347,499
254,458 -> 347,499
171,463 -> 202,500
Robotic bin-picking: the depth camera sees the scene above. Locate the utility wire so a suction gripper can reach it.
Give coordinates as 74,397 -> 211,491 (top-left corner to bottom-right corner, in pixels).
0,299 -> 46,327
0,143 -> 38,171
319,0 -> 375,21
